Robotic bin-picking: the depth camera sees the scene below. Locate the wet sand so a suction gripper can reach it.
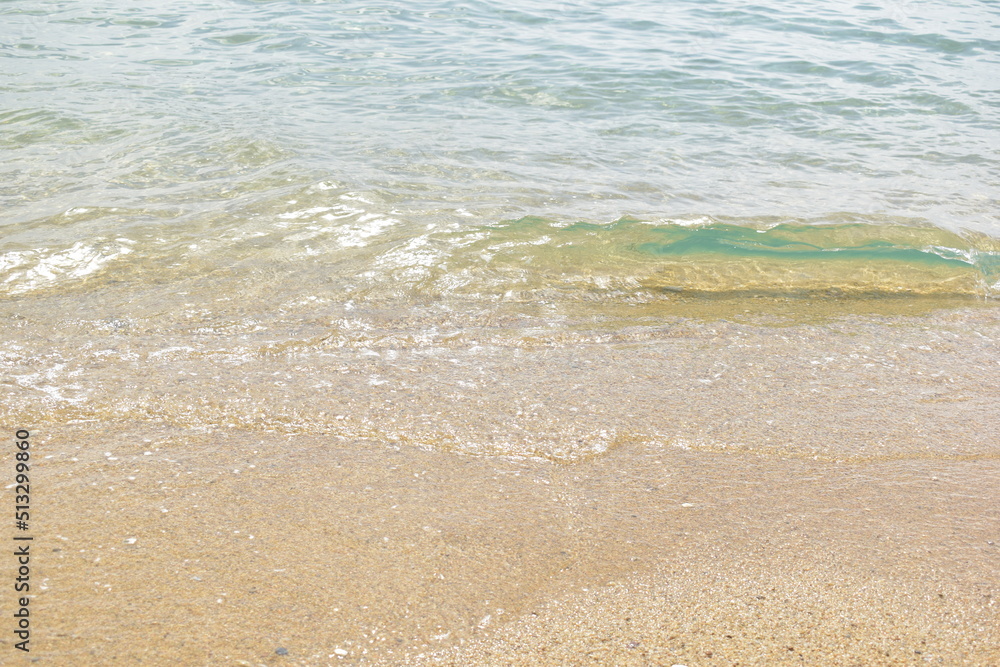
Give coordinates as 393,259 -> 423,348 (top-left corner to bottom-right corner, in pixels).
2,302 -> 999,665
17,427 -> 1000,666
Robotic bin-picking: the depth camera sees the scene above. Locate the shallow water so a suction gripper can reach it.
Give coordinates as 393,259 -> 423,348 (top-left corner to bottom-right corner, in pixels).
3,0 -> 1000,304
2,0 -> 999,495
3,4 -> 1000,662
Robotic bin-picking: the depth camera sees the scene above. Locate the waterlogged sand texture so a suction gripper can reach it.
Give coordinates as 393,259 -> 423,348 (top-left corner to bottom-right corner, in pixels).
1,304 -> 998,665
405,461 -> 1000,666
15,429 -> 1000,666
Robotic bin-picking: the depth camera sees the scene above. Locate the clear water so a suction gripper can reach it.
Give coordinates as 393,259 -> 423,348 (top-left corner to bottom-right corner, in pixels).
4,0 -> 1000,461
6,7 -> 1000,661
3,0 -> 1000,299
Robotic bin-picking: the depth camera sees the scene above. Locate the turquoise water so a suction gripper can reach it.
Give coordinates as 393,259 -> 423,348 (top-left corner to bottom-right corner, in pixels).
2,0 -> 1000,297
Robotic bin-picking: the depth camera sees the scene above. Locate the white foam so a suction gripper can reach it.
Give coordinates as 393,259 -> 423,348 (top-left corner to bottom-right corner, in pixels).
338,214 -> 399,248
374,236 -> 445,280
1,240 -> 134,294
12,363 -> 87,404
278,206 -> 334,220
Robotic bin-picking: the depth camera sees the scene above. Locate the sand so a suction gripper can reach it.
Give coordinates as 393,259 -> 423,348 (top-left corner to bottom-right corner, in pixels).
2,302 -> 998,665
15,426 -> 999,666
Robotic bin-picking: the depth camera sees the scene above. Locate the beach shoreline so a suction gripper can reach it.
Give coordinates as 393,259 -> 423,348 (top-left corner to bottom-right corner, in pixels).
6,306 -> 998,665
5,0 -> 1000,663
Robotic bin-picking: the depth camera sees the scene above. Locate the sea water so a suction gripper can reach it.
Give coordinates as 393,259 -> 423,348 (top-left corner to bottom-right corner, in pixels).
2,0 -> 1000,459
4,0 -> 1000,289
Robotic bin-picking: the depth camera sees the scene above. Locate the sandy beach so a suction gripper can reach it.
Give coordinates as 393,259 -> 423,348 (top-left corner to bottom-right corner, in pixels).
6,303 -> 998,665
6,0 -> 1000,664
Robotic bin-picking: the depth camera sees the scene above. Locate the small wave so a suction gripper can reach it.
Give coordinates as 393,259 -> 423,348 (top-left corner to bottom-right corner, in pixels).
357,216 -> 1000,301
3,204 -> 998,303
